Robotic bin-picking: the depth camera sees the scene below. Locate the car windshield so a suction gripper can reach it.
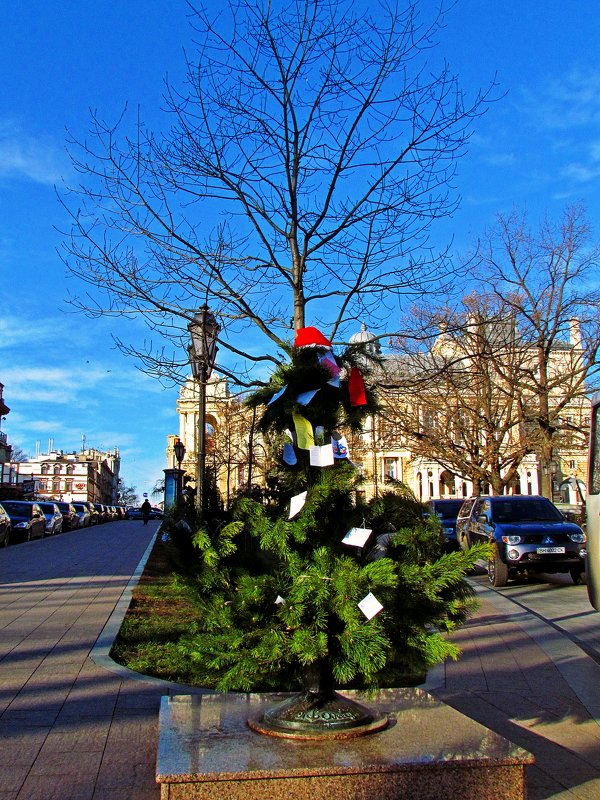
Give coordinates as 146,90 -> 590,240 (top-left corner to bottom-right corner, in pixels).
491,498 -> 563,523
431,500 -> 464,520
39,504 -> 56,513
2,501 -> 31,515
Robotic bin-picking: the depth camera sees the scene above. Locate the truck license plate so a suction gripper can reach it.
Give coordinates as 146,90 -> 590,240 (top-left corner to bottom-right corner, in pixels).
537,546 -> 566,554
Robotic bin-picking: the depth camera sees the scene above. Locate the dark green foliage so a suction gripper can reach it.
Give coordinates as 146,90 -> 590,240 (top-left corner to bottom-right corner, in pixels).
249,345 -> 381,439
175,339 -> 490,691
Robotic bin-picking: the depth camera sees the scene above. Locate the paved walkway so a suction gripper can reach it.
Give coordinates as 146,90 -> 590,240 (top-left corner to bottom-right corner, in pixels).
0,521 -> 170,800
2,525 -> 600,799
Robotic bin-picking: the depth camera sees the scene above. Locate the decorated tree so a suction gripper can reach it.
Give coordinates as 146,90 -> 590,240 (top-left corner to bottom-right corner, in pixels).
175,327 -> 489,736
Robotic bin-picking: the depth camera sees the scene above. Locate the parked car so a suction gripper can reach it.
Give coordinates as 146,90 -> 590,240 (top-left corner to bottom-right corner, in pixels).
1,500 -> 46,541
72,502 -> 92,528
84,502 -> 100,525
126,506 -> 143,520
0,502 -> 12,546
150,506 -> 164,519
56,501 -> 80,531
93,503 -> 109,523
457,494 -> 587,587
425,498 -> 464,550
38,502 -> 63,536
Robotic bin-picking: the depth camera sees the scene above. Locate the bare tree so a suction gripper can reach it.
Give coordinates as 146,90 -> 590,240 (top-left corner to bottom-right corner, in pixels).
9,445 -> 29,463
60,0 -> 491,386
384,294 -> 532,495
475,204 -> 600,496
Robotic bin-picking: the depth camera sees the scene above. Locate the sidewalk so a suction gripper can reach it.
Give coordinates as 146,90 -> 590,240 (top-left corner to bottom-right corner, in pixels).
0,522 -> 170,800
2,527 -> 600,799
428,581 -> 600,799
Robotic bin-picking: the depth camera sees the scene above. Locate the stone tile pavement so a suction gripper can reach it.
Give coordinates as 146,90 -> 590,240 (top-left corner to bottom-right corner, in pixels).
2,523 -> 600,799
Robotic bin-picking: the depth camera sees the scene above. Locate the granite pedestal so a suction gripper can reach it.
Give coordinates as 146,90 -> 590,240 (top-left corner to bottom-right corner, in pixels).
156,689 -> 533,800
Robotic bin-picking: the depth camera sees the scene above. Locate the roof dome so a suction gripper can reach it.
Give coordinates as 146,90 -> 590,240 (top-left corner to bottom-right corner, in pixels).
349,323 -> 381,355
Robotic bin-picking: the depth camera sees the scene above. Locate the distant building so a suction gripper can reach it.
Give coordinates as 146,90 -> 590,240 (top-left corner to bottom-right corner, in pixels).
0,447 -> 120,504
166,376 -> 259,506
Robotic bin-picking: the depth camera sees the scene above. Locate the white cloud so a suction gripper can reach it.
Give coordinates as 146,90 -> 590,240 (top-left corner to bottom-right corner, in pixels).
0,317 -> 64,349
560,162 -> 600,184
521,68 -> 600,132
0,119 -> 67,185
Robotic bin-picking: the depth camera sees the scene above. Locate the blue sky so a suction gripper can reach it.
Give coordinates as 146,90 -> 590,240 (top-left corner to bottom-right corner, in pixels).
1,1 -> 599,498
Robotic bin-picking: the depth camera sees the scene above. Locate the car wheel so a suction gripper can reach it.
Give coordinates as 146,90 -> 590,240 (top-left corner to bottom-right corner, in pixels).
488,547 -> 509,587
570,567 -> 585,585
2,530 -> 9,547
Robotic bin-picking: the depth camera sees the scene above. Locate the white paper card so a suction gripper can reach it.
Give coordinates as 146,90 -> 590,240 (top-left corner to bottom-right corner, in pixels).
309,444 -> 334,467
275,595 -> 285,605
342,527 -> 373,548
358,592 -> 383,620
289,491 -> 307,519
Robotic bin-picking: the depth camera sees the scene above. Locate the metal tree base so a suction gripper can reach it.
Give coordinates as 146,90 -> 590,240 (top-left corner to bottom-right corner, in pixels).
247,689 -> 389,740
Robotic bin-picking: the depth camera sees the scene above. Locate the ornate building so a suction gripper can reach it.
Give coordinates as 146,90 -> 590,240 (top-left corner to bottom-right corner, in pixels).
166,376 -> 264,506
167,322 -> 590,509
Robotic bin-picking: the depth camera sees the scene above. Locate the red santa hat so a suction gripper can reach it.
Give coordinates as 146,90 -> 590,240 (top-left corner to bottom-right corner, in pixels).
293,326 -> 332,349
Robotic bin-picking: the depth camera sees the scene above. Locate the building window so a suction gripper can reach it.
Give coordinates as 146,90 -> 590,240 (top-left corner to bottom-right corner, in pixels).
384,458 -> 397,481
41,464 -> 49,475
39,480 -> 47,492
66,465 -> 74,475
53,465 -> 61,475
52,479 -> 60,494
65,480 -> 73,493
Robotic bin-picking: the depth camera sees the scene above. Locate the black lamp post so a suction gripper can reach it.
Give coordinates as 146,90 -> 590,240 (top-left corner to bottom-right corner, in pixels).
173,439 -> 186,503
187,306 -> 220,517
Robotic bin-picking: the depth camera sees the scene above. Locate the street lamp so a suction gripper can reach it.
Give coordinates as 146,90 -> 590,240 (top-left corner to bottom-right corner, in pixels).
543,458 -> 559,500
173,439 -> 186,503
187,306 -> 220,517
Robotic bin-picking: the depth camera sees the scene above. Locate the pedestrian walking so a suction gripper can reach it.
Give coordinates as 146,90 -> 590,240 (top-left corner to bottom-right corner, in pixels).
141,498 -> 152,525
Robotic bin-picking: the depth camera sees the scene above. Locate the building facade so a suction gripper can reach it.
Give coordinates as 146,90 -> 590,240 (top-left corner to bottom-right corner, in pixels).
0,447 -> 121,504
167,323 -> 591,510
166,376 -> 263,506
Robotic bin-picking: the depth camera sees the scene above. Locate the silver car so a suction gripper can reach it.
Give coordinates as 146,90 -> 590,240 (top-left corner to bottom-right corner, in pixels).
38,502 -> 63,536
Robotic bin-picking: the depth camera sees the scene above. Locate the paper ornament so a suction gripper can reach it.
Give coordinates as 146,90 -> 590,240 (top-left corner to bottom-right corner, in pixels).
319,350 -> 340,376
294,326 -> 332,349
268,385 -> 287,405
275,595 -> 286,605
342,527 -> 373,548
289,491 -> 307,519
358,592 -> 384,620
348,366 -> 367,406
331,432 -> 349,459
309,443 -> 335,467
296,388 -> 319,406
283,442 -> 297,465
292,412 -> 315,449
319,351 -> 341,387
